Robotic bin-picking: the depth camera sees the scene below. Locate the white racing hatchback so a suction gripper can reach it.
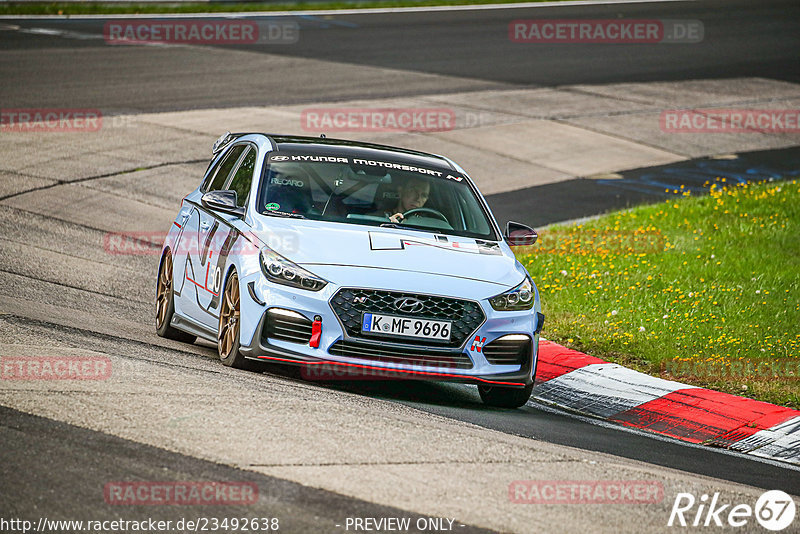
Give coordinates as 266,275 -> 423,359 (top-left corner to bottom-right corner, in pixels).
156,133 -> 544,408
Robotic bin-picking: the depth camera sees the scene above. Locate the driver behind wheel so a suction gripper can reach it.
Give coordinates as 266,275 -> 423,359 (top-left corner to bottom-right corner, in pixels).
385,177 -> 430,224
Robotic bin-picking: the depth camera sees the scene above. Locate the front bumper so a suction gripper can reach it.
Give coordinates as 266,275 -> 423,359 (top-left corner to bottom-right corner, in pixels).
237,273 -> 541,388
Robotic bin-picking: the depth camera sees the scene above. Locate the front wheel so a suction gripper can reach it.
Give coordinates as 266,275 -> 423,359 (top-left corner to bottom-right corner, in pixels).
478,383 -> 533,408
218,271 -> 257,371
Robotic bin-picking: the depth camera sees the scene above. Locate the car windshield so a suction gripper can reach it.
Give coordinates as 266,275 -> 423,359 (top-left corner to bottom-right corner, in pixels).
257,152 -> 498,240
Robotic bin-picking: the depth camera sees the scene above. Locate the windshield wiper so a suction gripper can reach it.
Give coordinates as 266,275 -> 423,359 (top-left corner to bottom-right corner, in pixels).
379,223 -> 433,233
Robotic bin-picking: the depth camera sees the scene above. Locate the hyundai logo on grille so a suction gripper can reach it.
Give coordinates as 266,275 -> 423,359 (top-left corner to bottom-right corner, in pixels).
393,297 -> 424,314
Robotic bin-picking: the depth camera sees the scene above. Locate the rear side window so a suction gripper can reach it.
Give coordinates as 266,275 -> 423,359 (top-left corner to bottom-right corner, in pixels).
204,145 -> 246,192
227,147 -> 256,207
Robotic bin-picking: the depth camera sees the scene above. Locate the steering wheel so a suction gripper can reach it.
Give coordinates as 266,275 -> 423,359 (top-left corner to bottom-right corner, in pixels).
402,207 -> 448,223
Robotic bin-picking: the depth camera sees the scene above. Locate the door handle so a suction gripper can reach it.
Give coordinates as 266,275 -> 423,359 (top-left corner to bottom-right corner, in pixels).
200,221 -> 211,231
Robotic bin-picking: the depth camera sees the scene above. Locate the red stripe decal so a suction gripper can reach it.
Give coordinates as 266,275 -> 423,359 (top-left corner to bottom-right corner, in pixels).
610,388 -> 800,445
173,222 -> 182,229
535,340 -> 606,384
185,273 -> 219,296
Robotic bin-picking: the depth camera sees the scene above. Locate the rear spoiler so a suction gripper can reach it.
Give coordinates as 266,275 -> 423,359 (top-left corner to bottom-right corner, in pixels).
211,132 -> 249,156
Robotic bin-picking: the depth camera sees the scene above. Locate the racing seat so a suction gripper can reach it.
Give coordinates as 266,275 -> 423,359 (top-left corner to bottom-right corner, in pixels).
372,182 -> 400,215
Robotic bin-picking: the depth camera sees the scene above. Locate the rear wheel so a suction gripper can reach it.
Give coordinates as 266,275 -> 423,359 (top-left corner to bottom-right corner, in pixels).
155,250 -> 196,343
218,271 -> 257,370
478,383 -> 533,408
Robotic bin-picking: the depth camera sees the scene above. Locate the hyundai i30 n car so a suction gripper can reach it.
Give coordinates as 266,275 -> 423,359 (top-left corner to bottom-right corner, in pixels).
156,133 -> 544,408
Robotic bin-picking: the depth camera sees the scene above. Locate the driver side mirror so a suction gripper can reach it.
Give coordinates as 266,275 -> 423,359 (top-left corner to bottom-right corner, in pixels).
505,221 -> 538,246
201,190 -> 245,218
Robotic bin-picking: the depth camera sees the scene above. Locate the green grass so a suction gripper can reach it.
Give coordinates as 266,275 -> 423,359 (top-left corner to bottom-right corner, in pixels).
519,179 -> 800,408
0,0 -> 563,16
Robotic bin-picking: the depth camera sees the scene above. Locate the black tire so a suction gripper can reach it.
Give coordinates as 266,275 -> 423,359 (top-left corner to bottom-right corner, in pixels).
218,270 -> 258,371
156,250 -> 197,343
478,383 -> 534,408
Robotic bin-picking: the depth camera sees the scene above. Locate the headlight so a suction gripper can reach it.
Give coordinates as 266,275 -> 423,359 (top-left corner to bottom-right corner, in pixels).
260,248 -> 327,292
489,277 -> 534,311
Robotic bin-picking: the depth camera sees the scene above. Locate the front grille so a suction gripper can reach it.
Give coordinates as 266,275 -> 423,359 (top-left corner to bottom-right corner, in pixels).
328,340 -> 473,369
482,335 -> 531,366
263,308 -> 313,345
330,288 -> 485,348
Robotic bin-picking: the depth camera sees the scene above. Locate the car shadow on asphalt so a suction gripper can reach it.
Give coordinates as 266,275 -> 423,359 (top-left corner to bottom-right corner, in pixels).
256,361 -> 495,410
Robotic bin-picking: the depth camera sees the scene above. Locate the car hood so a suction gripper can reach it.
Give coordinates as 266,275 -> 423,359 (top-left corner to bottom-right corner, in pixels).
247,217 -> 525,288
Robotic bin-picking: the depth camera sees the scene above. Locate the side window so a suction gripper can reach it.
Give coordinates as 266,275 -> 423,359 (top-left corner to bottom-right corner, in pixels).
205,145 -> 246,192
201,156 -> 225,192
226,147 -> 256,208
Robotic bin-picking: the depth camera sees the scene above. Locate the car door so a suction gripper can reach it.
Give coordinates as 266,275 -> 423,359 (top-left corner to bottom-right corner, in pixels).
170,203 -> 193,307
192,144 -> 257,330
172,146 -> 236,317
180,144 -> 248,326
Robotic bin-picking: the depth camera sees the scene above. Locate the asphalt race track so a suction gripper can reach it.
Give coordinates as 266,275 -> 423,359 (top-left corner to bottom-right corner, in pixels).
2,0 -> 799,111
1,0 -> 799,532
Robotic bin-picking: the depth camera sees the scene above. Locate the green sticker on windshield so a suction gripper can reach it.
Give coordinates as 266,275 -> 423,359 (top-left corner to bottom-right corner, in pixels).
265,202 -> 280,211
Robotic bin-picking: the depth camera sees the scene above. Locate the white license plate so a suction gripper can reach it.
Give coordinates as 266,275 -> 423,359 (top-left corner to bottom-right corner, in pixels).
361,313 -> 451,341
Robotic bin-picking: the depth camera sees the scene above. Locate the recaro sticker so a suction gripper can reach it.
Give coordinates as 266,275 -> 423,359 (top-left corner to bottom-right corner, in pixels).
270,177 -> 305,187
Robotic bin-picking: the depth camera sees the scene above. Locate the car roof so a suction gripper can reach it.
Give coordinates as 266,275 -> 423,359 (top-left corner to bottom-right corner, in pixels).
240,133 -> 457,173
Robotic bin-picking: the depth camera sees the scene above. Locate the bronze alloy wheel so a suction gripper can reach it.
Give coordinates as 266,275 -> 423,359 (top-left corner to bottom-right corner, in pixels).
156,252 -> 173,330
155,250 -> 196,343
218,272 -> 241,361
217,271 -> 257,370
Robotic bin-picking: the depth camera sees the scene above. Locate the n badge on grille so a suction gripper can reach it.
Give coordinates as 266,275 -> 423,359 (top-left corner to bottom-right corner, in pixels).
471,336 -> 487,353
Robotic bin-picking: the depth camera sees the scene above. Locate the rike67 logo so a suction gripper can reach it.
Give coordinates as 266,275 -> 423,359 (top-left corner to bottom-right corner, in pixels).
668,490 -> 796,531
